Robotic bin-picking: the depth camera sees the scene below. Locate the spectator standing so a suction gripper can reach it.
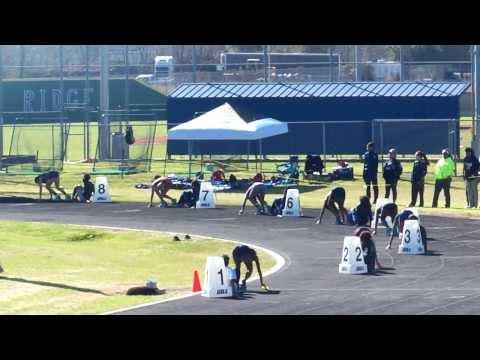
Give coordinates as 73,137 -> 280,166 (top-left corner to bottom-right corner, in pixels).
382,148 -> 403,203
409,150 -> 429,207
432,149 -> 455,208
463,147 -> 480,208
362,142 -> 379,204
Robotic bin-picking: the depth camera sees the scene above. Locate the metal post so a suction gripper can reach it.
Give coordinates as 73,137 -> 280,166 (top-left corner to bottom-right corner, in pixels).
259,139 -> 263,172
0,46 -> 3,170
473,45 -> 480,155
246,141 -> 250,170
371,119 -> 375,144
471,45 -> 475,145
399,45 -> 404,81
379,120 -> 384,161
263,45 -> 269,82
329,48 -> 333,82
124,45 -> 130,133
354,45 -> 359,81
322,123 -> 326,160
188,140 -> 192,177
85,45 -> 90,160
59,45 -> 65,163
192,45 -> 197,83
100,45 -> 110,160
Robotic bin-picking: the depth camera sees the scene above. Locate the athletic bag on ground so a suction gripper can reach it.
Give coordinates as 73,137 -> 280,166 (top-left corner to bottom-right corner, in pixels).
178,190 -> 194,207
270,197 -> 284,216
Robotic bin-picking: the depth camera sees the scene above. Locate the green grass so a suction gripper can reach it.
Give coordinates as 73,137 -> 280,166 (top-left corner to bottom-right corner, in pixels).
1,118 -> 478,218
0,221 -> 276,315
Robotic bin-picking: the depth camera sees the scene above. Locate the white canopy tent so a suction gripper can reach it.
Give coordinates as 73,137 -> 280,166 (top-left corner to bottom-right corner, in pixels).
167,103 -> 288,175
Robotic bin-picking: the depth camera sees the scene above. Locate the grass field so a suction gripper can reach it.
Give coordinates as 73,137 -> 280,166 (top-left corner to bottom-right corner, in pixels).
1,117 -> 478,217
0,221 -> 276,315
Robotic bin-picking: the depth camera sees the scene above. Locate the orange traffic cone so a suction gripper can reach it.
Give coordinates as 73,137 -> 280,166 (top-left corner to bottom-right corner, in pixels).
192,270 -> 202,292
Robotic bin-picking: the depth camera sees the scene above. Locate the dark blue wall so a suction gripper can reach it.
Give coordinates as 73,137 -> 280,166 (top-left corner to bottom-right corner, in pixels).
167,96 -> 460,155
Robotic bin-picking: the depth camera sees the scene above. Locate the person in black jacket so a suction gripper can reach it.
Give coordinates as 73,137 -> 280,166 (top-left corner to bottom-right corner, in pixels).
362,142 -> 379,204
409,150 -> 429,207
72,174 -> 95,203
463,147 -> 480,208
383,148 -> 402,203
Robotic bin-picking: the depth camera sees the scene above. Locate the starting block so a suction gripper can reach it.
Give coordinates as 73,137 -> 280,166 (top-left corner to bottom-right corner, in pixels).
202,256 -> 232,298
196,181 -> 216,209
398,219 -> 424,255
339,236 -> 368,274
93,176 -> 112,203
281,188 -> 303,217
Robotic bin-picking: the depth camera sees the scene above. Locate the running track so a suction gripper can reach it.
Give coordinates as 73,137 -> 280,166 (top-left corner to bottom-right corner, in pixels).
1,201 -> 480,315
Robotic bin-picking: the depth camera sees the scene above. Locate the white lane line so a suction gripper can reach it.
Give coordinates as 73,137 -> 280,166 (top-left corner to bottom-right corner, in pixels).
355,290 -> 440,315
416,293 -> 480,315
438,229 -> 480,241
278,288 -> 480,292
204,218 -> 236,221
111,209 -> 142,213
77,225 -> 286,315
429,227 -> 457,230
269,227 -> 310,232
7,203 -> 34,206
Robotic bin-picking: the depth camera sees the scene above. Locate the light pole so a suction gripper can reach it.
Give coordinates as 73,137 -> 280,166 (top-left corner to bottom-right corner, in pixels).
263,45 -> 270,82
100,45 -> 110,160
399,45 -> 404,81
192,45 -> 197,82
85,45 -> 90,160
473,45 -> 480,155
59,45 -> 65,163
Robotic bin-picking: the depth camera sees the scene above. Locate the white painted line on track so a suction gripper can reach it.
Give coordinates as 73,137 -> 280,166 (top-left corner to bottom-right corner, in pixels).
269,227 -> 310,231
75,224 -> 286,315
7,203 -> 34,206
416,293 -> 480,315
204,217 -> 236,221
111,209 -> 142,213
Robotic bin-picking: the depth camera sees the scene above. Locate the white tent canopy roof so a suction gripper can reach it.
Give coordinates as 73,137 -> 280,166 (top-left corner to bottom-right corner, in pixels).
167,102 -> 288,141
248,118 -> 289,140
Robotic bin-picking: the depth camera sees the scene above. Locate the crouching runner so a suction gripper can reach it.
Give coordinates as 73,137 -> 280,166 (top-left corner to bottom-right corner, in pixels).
372,201 -> 398,236
354,227 -> 385,274
232,245 -> 268,292
72,174 -> 95,203
34,170 -> 70,201
386,213 -> 428,253
238,182 -> 269,215
316,187 -> 348,225
148,175 -> 177,208
346,196 -> 373,227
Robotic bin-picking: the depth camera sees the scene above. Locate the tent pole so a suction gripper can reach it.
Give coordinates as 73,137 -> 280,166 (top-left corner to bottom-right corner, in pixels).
247,141 -> 250,171
188,141 -> 192,177
259,139 -> 263,173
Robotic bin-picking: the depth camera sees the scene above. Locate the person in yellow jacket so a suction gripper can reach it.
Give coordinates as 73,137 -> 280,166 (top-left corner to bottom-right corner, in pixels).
432,149 -> 455,208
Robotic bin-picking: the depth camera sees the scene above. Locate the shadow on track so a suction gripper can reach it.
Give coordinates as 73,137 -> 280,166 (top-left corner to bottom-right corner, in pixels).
222,289 -> 281,301
0,276 -> 108,296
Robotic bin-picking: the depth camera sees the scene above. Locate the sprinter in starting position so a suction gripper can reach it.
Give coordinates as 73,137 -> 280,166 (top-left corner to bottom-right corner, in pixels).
316,187 -> 348,225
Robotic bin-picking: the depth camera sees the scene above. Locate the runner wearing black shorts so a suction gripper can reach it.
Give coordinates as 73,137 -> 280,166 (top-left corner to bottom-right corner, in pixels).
34,170 -> 70,200
148,175 -> 176,208
316,187 -> 348,225
372,201 -> 398,236
238,182 -> 269,215
232,245 -> 268,291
